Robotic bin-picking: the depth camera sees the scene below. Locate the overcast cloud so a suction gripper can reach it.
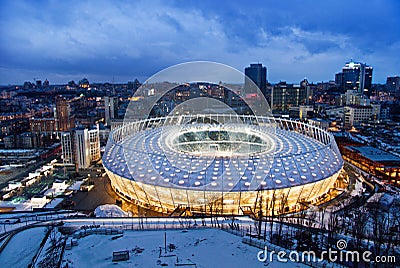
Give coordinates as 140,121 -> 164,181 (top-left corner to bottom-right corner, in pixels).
0,0 -> 399,84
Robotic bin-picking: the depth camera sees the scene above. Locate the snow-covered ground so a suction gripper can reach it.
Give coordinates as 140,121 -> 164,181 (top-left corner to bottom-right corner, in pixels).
62,228 -> 307,268
33,227 -> 65,268
0,211 -> 83,235
0,199 -> 32,211
45,197 -> 64,208
0,226 -> 47,267
68,180 -> 84,191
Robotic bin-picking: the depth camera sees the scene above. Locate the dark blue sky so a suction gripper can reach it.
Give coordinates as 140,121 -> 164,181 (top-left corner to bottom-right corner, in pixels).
0,0 -> 399,85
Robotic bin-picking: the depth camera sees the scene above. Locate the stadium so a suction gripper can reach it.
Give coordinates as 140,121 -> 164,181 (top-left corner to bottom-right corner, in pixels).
103,113 -> 344,216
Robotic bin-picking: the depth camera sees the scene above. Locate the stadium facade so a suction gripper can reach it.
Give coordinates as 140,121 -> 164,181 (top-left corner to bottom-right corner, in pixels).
103,114 -> 343,216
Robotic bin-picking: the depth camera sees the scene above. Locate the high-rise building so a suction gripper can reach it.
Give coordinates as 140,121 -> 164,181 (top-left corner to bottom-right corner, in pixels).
334,73 -> 344,90
104,96 -> 119,126
30,118 -> 57,146
335,60 -> 373,96
30,118 -> 57,135
386,76 -> 400,97
61,132 -> 74,165
245,63 -> 267,96
75,129 -> 91,169
55,96 -> 75,132
61,125 -> 100,169
271,80 -> 311,113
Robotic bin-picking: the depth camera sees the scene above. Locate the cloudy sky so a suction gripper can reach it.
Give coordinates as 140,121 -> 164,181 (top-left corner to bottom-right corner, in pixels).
0,0 -> 399,85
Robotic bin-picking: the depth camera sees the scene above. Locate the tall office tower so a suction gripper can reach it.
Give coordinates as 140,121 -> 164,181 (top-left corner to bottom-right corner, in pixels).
245,63 -> 267,96
61,132 -> 74,165
75,129 -> 91,169
335,60 -> 373,96
386,76 -> 400,97
104,96 -> 119,126
75,126 -> 100,169
55,96 -> 75,132
61,125 -> 101,169
88,125 -> 101,163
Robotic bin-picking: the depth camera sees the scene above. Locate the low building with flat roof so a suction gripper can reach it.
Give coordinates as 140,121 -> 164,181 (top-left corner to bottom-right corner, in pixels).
342,145 -> 400,185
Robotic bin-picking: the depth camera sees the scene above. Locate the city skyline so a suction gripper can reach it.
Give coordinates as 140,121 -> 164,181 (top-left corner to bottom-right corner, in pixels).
1,0 -> 399,85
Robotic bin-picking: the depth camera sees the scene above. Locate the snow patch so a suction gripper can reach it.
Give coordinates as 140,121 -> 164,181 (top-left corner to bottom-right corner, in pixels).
94,204 -> 128,217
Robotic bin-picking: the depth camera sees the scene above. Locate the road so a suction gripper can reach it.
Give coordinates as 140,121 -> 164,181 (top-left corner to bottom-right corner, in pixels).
69,174 -> 118,212
68,171 -> 164,216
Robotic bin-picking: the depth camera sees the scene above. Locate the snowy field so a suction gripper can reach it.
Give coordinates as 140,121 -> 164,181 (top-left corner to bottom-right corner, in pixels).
62,228 -> 307,268
0,226 -> 47,267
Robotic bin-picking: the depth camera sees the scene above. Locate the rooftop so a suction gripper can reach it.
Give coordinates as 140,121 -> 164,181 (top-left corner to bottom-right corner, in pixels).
346,146 -> 400,163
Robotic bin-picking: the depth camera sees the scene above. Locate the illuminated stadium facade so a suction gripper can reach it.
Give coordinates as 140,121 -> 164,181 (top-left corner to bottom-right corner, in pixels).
103,114 -> 344,216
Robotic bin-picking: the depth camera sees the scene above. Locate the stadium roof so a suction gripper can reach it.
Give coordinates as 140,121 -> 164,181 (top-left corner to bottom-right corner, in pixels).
104,123 -> 343,191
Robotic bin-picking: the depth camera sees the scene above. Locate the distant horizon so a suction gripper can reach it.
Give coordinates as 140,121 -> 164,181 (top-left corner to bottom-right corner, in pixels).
0,72 -> 397,87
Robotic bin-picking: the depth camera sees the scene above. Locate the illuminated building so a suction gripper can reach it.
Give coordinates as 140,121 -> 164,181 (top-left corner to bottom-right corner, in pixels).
344,105 -> 373,127
30,118 -> 56,134
335,60 -> 373,96
79,78 -> 90,89
61,132 -> 74,166
55,96 -> 75,132
103,114 -> 343,215
341,146 -> 400,185
61,125 -> 101,169
271,81 -> 311,113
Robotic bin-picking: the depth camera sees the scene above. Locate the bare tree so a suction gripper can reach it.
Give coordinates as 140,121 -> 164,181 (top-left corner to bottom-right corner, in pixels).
269,191 -> 277,242
276,192 -> 289,246
326,211 -> 339,248
352,208 -> 368,249
256,189 -> 263,239
318,207 -> 327,249
370,207 -> 388,257
387,206 -> 400,256
47,227 -> 58,248
206,192 -> 221,227
263,196 -> 270,241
